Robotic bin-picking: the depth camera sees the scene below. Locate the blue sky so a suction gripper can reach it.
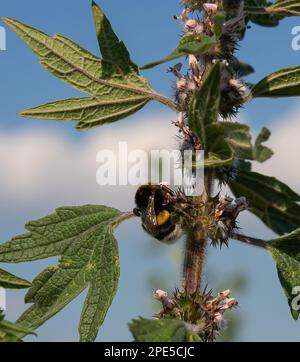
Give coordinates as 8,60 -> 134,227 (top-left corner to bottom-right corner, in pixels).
1,0 -> 300,341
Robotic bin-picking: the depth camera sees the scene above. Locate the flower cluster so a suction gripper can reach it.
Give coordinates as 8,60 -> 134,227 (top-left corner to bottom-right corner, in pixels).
212,194 -> 248,245
175,192 -> 248,246
154,287 -> 238,341
173,1 -> 249,122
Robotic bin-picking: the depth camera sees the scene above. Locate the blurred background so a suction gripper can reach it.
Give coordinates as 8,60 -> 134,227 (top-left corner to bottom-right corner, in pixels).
0,0 -> 300,341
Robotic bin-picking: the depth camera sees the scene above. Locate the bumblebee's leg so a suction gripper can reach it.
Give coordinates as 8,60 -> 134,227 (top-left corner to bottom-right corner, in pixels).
172,205 -> 194,222
175,187 -> 193,204
141,192 -> 161,237
159,183 -> 176,196
133,208 -> 142,217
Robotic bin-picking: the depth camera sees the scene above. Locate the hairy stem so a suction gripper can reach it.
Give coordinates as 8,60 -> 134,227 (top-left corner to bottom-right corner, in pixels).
183,170 -> 214,295
183,224 -> 207,294
115,211 -> 135,226
149,92 -> 179,111
231,232 -> 267,249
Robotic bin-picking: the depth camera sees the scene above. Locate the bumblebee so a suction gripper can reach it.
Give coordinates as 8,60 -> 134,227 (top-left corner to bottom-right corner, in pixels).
133,184 -> 185,243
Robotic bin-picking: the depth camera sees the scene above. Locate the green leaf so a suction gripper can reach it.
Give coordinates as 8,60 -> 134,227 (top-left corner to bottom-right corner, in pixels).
247,9 -> 283,28
245,0 -> 283,27
254,16 -> 282,27
231,57 -> 255,77
188,64 -> 272,166
229,170 -> 300,235
268,0 -> 300,16
0,310 -> 36,342
268,229 -> 300,319
18,97 -> 148,130
206,123 -> 273,163
0,205 -> 125,342
141,34 -> 216,70
203,154 -> 234,168
3,4 -> 175,130
253,127 -> 274,162
188,63 -> 221,147
91,0 -> 139,75
250,65 -> 300,98
191,120 -> 272,169
0,268 -> 31,289
245,0 -> 269,11
213,12 -> 226,38
129,318 -> 200,342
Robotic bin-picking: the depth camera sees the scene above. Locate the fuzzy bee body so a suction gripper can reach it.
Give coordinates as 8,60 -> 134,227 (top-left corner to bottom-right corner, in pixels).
133,184 -> 184,243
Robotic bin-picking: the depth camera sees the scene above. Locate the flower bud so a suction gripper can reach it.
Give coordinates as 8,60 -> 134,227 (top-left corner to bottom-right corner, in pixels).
176,77 -> 188,91
229,79 -> 250,98
185,19 -> 197,30
203,3 -> 218,14
186,79 -> 197,91
154,289 -> 175,310
189,55 -> 200,79
154,289 -> 168,300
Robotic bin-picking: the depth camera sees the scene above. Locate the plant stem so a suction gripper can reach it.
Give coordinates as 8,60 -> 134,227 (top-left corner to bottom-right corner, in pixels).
115,211 -> 135,226
183,170 -> 213,295
231,232 -> 267,249
149,92 -> 179,112
245,6 -> 300,17
183,224 -> 207,294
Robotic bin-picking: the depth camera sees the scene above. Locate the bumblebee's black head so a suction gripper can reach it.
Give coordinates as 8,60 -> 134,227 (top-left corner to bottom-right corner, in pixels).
133,184 -> 183,243
134,184 -> 165,213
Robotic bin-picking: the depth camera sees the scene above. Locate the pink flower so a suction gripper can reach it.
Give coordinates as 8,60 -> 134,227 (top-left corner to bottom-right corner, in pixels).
203,3 -> 218,14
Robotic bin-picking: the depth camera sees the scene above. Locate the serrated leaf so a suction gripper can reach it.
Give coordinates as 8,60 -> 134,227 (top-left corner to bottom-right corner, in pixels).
250,65 -> 300,98
129,318 -> 199,342
188,63 -> 221,147
91,0 -> 138,75
191,118 -> 272,169
0,268 -> 31,289
268,229 -> 300,319
18,97 -> 148,130
230,170 -> 300,235
3,4 -> 175,130
203,154 -> 234,168
206,123 -> 273,163
0,310 -> 36,342
253,127 -> 274,162
141,34 -> 216,70
0,205 -> 125,341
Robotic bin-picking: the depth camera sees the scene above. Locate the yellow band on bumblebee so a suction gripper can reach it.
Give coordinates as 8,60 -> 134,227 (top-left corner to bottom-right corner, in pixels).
156,210 -> 171,225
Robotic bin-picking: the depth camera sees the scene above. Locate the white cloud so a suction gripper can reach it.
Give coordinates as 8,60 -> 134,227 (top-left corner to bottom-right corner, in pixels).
0,104 -> 299,215
0,112 -> 176,213
254,102 -> 300,193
